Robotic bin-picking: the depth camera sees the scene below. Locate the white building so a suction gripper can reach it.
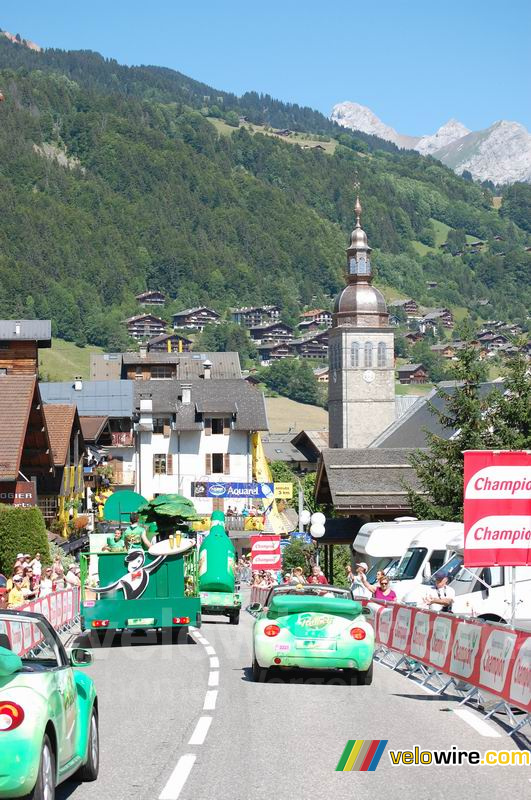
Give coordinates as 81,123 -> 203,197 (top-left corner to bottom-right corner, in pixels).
133,379 -> 269,515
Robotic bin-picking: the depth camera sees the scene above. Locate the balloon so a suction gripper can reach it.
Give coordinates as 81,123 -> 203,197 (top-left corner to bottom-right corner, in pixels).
299,509 -> 311,526
311,512 -> 326,526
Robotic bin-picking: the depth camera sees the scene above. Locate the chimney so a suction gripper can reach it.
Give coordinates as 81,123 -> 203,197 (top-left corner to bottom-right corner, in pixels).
14,322 -> 21,336
140,396 -> 152,413
74,377 -> 83,391
139,345 -> 147,359
181,383 -> 192,405
203,359 -> 212,380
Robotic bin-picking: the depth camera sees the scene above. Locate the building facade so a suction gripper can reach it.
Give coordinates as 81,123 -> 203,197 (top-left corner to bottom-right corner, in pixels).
125,314 -> 167,341
328,197 -> 395,448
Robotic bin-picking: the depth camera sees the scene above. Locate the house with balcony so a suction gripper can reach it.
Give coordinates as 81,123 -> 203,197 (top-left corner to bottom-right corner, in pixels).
125,314 -> 167,341
299,309 -> 332,327
147,332 -> 192,352
0,319 -> 51,375
136,290 -> 166,306
172,307 -> 220,331
231,305 -> 280,328
249,322 -> 294,343
133,379 -> 268,515
290,330 -> 328,359
41,404 -> 86,527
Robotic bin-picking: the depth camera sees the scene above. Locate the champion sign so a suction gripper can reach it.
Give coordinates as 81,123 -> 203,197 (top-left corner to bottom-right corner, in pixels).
250,535 -> 281,571
464,451 -> 531,567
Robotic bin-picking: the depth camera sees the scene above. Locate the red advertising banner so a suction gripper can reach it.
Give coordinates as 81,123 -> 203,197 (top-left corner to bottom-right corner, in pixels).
463,450 -> 531,567
371,601 -> 531,714
0,481 -> 36,507
250,535 -> 281,571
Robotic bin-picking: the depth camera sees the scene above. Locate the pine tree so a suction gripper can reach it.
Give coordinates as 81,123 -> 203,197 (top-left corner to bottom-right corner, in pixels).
487,339 -> 531,449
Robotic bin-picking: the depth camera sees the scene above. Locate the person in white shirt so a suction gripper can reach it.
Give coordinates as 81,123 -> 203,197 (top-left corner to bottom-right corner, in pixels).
423,575 -> 455,612
39,567 -> 54,597
30,553 -> 42,579
351,562 -> 372,600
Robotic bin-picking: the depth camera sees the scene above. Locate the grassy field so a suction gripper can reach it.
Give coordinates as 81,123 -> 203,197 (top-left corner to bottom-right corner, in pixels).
492,196 -> 503,209
39,339 -> 103,381
395,381 -> 434,396
412,217 -> 478,256
265,397 -> 327,433
207,117 -> 337,154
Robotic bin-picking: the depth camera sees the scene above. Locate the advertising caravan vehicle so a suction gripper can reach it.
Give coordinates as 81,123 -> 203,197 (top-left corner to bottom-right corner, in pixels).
403,532 -> 531,629
385,521 -> 463,601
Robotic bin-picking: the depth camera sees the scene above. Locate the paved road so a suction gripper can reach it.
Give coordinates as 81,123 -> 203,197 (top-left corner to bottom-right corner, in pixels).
60,595 -> 530,800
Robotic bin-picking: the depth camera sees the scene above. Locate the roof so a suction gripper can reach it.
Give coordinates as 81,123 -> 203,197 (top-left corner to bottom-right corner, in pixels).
300,309 -> 329,317
39,380 -> 134,418
125,314 -> 166,324
135,379 -> 268,431
290,429 -> 329,461
172,307 -> 220,317
136,291 -> 165,300
396,363 -> 425,374
79,416 -> 110,443
43,405 -> 78,466
0,319 -> 51,347
262,433 -> 310,464
0,375 -> 38,479
122,351 -> 241,379
250,322 -> 293,332
315,448 -> 423,512
147,333 -> 192,346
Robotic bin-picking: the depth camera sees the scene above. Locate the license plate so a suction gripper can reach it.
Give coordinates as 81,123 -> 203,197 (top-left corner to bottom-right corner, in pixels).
275,643 -> 290,652
83,601 -> 95,607
127,617 -> 155,626
295,639 -> 336,650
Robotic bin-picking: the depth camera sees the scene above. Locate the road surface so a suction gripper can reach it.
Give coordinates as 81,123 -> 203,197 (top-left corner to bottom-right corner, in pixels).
59,595 -> 530,800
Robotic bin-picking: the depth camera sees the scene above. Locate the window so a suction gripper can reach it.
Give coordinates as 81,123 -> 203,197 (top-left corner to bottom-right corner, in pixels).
211,418 -> 231,435
153,454 -> 167,474
377,341 -> 387,368
350,342 -> 359,368
153,417 -> 170,435
364,341 -> 373,368
151,365 -> 174,379
212,453 -> 224,473
135,366 -> 143,379
0,368 -> 7,376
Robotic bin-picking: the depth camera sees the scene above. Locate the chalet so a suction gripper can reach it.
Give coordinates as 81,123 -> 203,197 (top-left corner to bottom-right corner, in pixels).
79,416 -> 113,448
172,307 -> 220,331
299,309 -> 332,326
469,240 -> 484,248
0,319 -> 51,375
477,333 -> 510,352
493,235 -> 504,241
426,281 -> 438,288
430,343 -> 457,359
389,315 -> 401,326
125,314 -> 166,341
420,308 -> 454,330
231,305 -> 280,328
136,290 -> 166,306
121,351 -> 241,381
41,405 -> 85,527
313,366 -> 329,383
147,333 -> 192,353
395,363 -> 428,385
388,299 -> 419,315
274,129 -> 292,137
290,330 -> 329,359
297,319 -> 321,333
249,322 -> 294,343
404,331 -> 423,344
257,341 -> 291,365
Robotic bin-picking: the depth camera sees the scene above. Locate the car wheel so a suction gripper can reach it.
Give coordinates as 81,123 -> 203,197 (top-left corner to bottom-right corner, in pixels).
356,661 -> 374,686
26,734 -> 55,800
252,655 -> 267,682
229,611 -> 240,625
75,709 -> 99,782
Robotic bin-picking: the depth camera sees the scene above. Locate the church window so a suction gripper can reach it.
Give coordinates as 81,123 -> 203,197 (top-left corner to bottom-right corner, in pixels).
377,341 -> 387,368
350,342 -> 359,368
364,341 -> 373,368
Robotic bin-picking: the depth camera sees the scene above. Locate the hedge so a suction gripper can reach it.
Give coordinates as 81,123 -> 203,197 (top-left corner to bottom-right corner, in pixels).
0,505 -> 50,576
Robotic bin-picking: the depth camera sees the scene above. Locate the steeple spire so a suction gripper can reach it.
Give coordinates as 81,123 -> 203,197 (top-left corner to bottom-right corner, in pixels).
347,191 -> 371,280
354,195 -> 362,228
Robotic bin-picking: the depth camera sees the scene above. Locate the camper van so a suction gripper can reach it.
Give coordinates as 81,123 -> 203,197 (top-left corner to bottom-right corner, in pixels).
353,519 -> 462,599
404,533 -> 531,629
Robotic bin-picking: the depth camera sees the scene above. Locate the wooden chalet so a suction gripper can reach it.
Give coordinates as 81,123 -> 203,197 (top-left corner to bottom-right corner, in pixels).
395,363 -> 428,385
231,305 -> 280,328
125,314 -> 167,341
172,307 -> 220,331
147,332 -> 192,353
0,319 -> 51,375
290,330 -> 329,359
257,341 -> 291,364
136,290 -> 166,306
41,405 -> 85,525
249,322 -> 294,343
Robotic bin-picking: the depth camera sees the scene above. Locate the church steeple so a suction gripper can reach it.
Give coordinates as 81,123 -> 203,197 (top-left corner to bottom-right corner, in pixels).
346,195 -> 372,281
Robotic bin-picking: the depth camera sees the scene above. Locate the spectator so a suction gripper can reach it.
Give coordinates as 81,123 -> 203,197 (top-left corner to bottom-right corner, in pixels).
351,562 -> 372,599
30,552 -> 42,582
65,564 -> 81,588
40,567 -> 54,597
6,566 -> 24,591
345,564 -> 355,586
283,572 -> 292,584
311,565 -> 327,585
290,566 -> 307,585
22,568 -> 36,596
423,575 -> 455,612
7,575 -> 26,608
362,573 -> 397,602
52,556 -> 65,590
252,572 -> 262,588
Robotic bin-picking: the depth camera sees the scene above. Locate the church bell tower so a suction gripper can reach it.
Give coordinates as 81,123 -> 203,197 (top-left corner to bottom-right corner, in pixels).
328,196 -> 395,448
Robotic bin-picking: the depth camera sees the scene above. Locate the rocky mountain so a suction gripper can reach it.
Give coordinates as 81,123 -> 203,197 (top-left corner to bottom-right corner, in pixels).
0,29 -> 41,52
331,101 -> 531,185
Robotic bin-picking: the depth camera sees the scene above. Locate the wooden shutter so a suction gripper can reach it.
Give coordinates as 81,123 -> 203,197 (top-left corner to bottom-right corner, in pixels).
223,417 -> 231,435
163,422 -> 171,438
153,454 -> 158,474
204,417 -> 212,436
205,454 -> 212,475
166,454 -> 173,475
223,453 -> 230,475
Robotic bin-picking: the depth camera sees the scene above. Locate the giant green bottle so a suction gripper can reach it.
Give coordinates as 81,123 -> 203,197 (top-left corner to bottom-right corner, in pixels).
198,518 -> 235,592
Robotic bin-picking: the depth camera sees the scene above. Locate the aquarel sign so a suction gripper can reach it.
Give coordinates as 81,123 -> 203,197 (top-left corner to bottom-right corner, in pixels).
463,450 -> 531,567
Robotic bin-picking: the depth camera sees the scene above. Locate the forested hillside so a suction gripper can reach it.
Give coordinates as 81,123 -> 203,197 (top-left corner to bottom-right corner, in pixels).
0,36 -> 529,349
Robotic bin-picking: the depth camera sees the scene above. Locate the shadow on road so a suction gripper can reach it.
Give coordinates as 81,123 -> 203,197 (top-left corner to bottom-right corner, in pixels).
74,629 -> 197,649
241,665 -> 363,686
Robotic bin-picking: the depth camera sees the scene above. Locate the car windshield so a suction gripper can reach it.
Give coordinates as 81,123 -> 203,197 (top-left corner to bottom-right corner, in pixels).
0,613 -> 65,670
266,585 -> 352,604
424,554 -> 464,586
393,548 -> 427,581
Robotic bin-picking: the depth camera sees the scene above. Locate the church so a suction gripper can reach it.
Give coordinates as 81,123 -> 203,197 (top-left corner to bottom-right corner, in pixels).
328,197 -> 395,448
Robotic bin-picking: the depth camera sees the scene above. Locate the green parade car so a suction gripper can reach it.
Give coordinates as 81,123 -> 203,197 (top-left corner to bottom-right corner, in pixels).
0,610 -> 98,799
250,585 -> 374,684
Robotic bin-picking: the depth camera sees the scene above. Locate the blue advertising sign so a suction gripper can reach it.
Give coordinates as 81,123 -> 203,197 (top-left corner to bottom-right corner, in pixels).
193,482 -> 274,499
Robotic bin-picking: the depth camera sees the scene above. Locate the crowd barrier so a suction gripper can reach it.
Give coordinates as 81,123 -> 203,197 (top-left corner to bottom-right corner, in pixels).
370,600 -> 530,731
1,588 -> 80,656
249,586 -> 270,606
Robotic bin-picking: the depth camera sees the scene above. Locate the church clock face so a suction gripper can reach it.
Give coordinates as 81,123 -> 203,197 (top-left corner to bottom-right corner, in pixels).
363,370 -> 375,383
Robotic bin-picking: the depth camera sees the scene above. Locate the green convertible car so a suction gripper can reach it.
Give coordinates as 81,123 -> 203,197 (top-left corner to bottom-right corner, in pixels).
0,610 -> 98,799
250,584 -> 375,684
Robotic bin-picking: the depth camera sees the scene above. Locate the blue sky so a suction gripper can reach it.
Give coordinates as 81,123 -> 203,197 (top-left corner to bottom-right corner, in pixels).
1,0 -> 530,133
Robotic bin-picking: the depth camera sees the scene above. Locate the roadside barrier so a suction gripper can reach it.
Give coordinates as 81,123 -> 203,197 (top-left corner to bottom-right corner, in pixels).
2,588 -> 80,656
369,600 -> 530,735
249,586 -> 271,606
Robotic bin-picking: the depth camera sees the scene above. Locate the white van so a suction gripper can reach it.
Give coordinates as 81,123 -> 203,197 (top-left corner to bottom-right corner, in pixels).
386,521 -> 463,601
353,518 -> 419,583
404,533 -> 531,629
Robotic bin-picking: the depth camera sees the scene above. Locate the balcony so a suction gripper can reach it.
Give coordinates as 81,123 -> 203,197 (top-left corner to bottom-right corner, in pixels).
111,431 -> 134,447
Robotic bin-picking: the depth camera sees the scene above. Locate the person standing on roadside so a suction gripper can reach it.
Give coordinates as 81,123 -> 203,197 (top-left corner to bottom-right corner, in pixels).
351,562 -> 372,599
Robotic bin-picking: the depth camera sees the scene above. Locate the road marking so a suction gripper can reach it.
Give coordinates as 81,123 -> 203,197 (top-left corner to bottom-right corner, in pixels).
203,690 -> 218,710
159,754 -> 196,800
205,645 -> 216,655
188,716 -> 212,745
454,709 -> 502,738
209,656 -> 219,669
196,636 -> 208,645
208,671 -> 219,687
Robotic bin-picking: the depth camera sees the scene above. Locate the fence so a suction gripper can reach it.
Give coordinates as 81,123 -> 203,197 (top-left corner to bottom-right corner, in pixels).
1,588 -> 80,656
250,586 -> 270,606
370,600 -> 530,734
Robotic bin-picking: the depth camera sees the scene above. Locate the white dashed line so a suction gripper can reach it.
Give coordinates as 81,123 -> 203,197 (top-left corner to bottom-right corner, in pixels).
196,637 -> 208,645
454,709 -> 502,738
203,690 -> 218,710
158,754 -> 196,800
209,656 -> 219,669
208,671 -> 219,687
205,645 -> 216,655
188,716 -> 212,745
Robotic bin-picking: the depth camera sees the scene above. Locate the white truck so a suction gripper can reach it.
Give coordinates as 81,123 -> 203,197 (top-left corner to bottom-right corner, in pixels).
404,532 -> 531,629
353,518 -> 419,583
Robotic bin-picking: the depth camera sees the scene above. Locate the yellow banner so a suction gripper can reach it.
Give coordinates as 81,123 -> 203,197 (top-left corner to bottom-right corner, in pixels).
274,482 -> 293,499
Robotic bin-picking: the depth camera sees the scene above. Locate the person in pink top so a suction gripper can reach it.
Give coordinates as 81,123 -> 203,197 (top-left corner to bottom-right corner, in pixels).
361,573 -> 397,602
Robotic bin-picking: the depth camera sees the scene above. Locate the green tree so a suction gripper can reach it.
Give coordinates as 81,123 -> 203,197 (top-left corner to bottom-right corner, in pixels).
487,340 -> 531,449
259,359 -> 320,406
445,228 -> 467,255
195,322 -> 257,365
281,539 -> 314,574
0,506 -> 50,575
